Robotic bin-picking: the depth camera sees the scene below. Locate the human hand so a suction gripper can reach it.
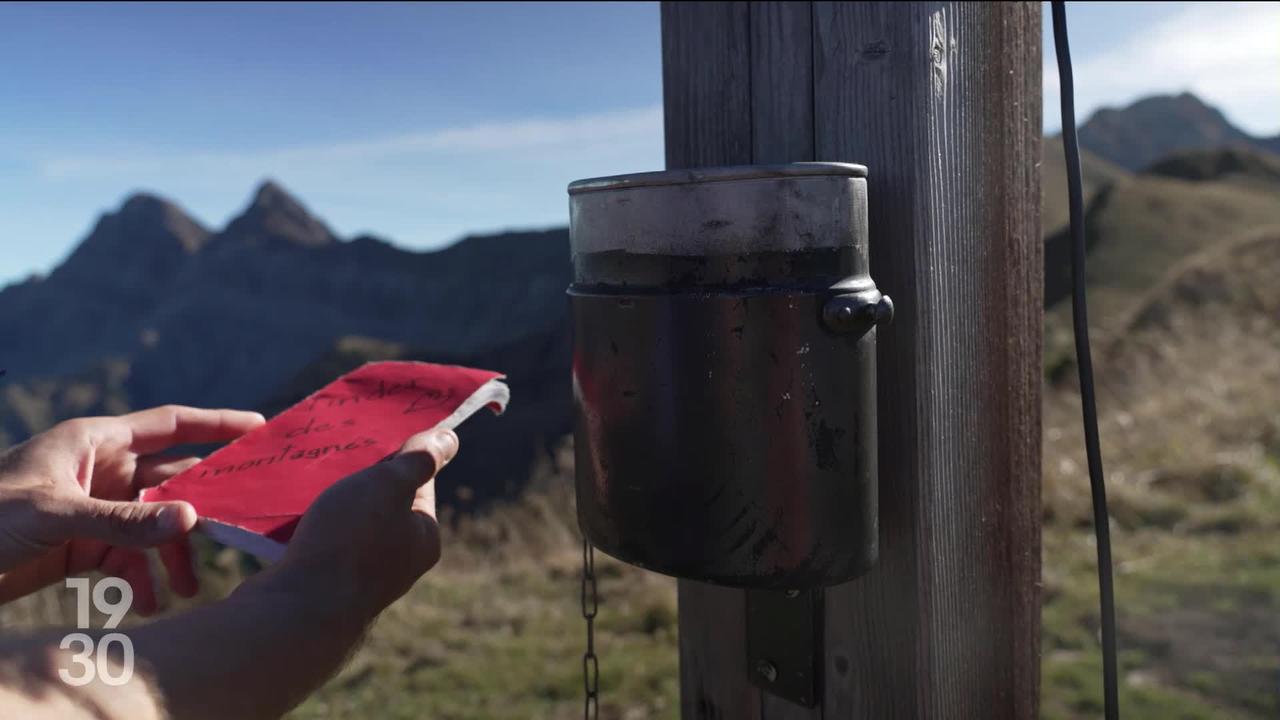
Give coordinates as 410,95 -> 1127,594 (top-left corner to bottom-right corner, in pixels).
267,428 -> 459,621
0,405 -> 265,612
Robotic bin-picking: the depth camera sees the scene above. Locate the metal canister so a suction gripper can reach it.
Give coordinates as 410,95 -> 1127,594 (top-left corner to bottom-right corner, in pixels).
568,163 -> 890,588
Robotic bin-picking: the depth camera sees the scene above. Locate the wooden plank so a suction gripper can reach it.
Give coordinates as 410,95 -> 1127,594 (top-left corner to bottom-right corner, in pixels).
678,583 -> 761,720
663,2 -> 1041,717
661,1 -> 752,171
813,3 -> 1042,718
986,7 -> 1044,717
749,2 -> 814,164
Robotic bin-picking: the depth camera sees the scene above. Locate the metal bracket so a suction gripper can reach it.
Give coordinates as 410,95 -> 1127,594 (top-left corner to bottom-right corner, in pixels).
822,287 -> 894,338
746,588 -> 824,707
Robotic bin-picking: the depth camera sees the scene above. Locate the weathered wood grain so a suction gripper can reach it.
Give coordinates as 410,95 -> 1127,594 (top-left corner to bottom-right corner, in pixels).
663,2 -> 1042,717
812,4 -> 1042,716
678,583 -> 762,720
661,1 -> 751,171
749,1 -> 814,164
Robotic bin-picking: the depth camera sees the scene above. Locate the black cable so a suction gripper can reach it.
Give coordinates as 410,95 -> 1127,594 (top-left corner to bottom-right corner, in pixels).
1050,3 -> 1119,718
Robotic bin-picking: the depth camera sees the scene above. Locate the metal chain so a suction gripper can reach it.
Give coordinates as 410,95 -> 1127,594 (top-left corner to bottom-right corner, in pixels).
581,538 -> 600,720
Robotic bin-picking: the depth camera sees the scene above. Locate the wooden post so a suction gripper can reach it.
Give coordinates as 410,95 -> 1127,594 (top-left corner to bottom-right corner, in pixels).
662,2 -> 1043,718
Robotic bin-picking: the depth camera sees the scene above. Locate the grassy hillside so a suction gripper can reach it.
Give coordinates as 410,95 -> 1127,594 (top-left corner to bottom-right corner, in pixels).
0,359 -> 134,446
1042,135 -> 1130,240
1043,149 -> 1280,380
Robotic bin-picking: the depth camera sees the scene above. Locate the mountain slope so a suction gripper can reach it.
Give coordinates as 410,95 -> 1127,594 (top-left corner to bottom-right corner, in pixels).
0,193 -> 210,379
123,222 -> 569,411
1044,147 -> 1280,320
1144,146 -> 1280,187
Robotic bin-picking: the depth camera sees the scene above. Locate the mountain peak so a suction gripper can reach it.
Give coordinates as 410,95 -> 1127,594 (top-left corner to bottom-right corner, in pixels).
1078,92 -> 1264,171
250,180 -> 295,211
113,192 -> 209,253
221,180 -> 338,248
47,191 -> 210,287
120,191 -> 169,214
1138,91 -> 1212,111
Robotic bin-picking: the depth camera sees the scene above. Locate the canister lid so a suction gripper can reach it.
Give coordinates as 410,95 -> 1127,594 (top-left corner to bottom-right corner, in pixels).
568,162 -> 869,259
568,162 -> 867,195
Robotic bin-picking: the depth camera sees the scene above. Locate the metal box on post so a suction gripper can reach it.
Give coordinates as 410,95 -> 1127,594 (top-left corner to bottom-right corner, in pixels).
568,163 -> 890,590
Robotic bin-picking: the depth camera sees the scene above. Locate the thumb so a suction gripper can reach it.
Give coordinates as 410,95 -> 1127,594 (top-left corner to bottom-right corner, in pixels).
380,428 -> 459,493
65,497 -> 198,547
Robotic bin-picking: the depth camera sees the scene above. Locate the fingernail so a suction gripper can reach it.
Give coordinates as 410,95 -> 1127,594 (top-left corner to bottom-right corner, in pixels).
158,503 -> 194,535
428,429 -> 459,461
156,507 -> 183,534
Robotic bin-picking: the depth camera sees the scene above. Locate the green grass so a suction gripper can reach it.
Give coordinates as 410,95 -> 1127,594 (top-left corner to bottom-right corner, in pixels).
1041,499 -> 1280,719
1042,650 -> 1237,720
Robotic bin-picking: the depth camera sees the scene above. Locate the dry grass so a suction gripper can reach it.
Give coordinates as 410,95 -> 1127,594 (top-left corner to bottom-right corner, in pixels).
1043,162 -> 1280,375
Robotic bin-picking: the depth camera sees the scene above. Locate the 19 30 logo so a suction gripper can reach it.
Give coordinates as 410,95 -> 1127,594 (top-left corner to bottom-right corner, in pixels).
59,578 -> 135,687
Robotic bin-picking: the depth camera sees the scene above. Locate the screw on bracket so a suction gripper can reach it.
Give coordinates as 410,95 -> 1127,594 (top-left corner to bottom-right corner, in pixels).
746,588 -> 822,707
822,290 -> 894,337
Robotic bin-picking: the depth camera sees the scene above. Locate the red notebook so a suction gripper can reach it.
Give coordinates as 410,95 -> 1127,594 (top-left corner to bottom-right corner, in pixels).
142,361 -> 509,561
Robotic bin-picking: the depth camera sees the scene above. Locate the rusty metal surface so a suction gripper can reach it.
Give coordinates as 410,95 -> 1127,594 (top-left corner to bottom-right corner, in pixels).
570,286 -> 879,587
568,163 -> 885,589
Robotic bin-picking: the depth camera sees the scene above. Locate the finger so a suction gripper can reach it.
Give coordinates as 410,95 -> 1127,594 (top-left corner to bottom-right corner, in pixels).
411,480 -> 438,521
120,406 -> 266,455
158,538 -> 198,599
98,545 -> 129,578
135,455 -> 202,489
382,428 -> 458,493
99,547 -> 158,616
62,497 -> 197,548
65,538 -> 111,577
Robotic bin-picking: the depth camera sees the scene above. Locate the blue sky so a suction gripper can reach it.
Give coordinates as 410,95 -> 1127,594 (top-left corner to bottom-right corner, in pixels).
1,1 -> 1276,285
